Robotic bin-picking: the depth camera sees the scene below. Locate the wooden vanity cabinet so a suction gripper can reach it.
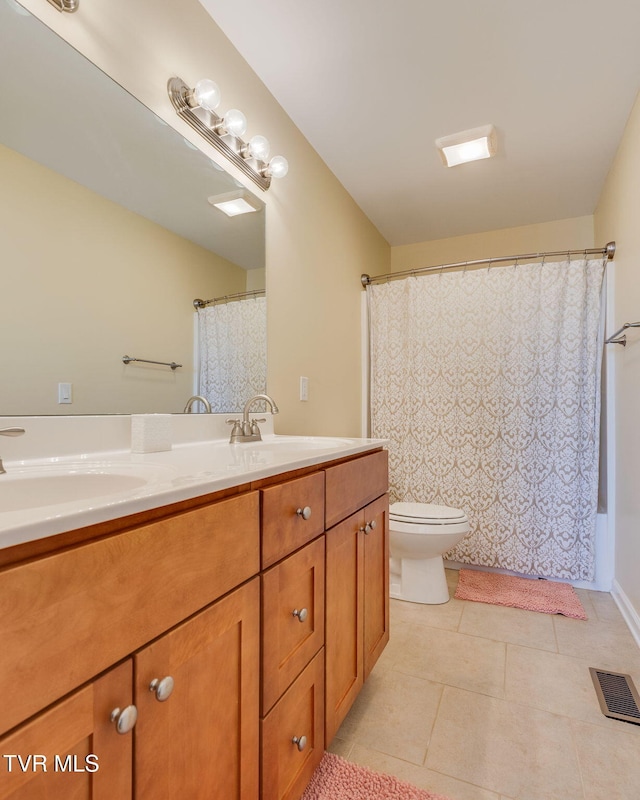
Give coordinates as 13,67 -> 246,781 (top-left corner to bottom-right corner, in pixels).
324,453 -> 389,745
0,493 -> 261,800
0,447 -> 388,800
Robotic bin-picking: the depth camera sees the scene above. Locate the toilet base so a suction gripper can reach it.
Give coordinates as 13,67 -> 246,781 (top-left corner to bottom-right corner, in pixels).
389,554 -> 450,604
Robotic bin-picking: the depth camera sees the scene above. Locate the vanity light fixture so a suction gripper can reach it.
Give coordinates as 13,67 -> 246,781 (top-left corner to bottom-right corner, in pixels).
436,124 -> 497,167
168,76 -> 288,191
208,189 -> 264,217
46,0 -> 79,11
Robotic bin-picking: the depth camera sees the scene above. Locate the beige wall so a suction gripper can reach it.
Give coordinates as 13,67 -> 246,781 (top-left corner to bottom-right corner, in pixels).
2,143 -> 246,414
595,90 -> 640,619
20,0 -> 389,435
391,216 -> 595,271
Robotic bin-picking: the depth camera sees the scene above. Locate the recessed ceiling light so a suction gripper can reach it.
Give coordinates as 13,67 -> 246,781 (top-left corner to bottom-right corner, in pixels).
207,189 -> 264,217
435,124 -> 497,167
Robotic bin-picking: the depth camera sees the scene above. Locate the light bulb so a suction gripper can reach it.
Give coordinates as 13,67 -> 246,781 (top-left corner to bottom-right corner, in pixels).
192,78 -> 221,112
248,134 -> 270,161
266,155 -> 289,179
222,108 -> 247,137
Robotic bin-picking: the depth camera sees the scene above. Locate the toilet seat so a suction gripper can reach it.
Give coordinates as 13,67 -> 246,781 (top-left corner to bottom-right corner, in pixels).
390,502 -> 468,526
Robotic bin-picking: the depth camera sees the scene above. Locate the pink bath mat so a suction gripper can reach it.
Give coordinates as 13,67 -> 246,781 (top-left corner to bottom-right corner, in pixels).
301,752 -> 453,800
454,568 -> 587,619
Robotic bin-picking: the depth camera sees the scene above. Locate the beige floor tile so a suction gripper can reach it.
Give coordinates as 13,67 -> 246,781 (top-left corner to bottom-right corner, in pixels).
585,588 -> 627,623
458,600 -> 558,651
426,686 -> 585,799
391,595 -> 465,632
348,744 -> 500,800
397,624 -> 507,698
572,718 -> 640,800
553,613 -> 640,675
326,736 -> 353,758
340,668 -> 443,765
505,644 -> 632,729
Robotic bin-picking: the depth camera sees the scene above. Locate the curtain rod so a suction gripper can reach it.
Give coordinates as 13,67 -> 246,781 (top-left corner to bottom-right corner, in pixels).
360,241 -> 616,287
193,289 -> 265,309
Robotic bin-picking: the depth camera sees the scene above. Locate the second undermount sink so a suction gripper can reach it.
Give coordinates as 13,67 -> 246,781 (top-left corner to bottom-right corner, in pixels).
0,463 -> 170,513
250,436 -> 356,451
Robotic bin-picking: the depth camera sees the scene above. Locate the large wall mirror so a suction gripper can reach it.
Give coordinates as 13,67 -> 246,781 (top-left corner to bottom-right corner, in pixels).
0,0 -> 266,415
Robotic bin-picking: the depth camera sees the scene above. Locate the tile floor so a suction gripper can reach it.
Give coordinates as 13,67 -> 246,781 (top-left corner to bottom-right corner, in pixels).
328,569 -> 640,800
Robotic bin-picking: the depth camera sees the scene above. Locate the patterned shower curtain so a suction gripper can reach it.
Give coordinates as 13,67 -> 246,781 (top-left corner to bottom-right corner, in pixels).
368,259 -> 606,581
198,296 -> 267,412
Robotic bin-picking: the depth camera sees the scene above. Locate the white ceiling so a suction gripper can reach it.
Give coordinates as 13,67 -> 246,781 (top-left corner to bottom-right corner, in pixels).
199,0 -> 640,246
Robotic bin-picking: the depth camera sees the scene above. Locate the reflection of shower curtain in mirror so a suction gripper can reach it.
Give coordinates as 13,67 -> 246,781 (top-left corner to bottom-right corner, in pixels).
368,259 -> 606,581
198,297 -> 267,412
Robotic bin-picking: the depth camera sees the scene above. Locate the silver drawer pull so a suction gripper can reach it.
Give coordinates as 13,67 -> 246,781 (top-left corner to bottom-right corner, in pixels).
292,735 -> 307,751
292,607 -> 308,623
149,675 -> 175,702
296,506 -> 312,520
364,519 -> 377,534
110,705 -> 138,734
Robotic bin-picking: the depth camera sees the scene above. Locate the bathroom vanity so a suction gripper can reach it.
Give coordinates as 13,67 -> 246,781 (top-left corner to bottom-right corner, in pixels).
0,426 -> 388,800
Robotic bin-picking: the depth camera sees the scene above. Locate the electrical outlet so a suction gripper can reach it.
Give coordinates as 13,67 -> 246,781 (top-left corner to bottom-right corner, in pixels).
299,376 -> 309,401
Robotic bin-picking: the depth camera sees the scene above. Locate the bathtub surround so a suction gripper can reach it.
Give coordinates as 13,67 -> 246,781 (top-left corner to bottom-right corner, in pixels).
454,569 -> 588,620
369,257 -> 606,581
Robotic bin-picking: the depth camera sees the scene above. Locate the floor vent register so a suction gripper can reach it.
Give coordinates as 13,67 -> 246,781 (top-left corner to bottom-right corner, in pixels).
590,667 -> 640,726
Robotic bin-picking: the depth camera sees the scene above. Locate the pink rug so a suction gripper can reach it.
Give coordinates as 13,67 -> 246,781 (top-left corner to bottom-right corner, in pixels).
301,752 -> 453,800
454,568 -> 587,619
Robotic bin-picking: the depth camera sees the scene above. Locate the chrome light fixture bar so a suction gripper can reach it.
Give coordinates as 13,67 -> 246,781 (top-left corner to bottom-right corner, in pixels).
168,76 -> 288,191
46,0 -> 79,11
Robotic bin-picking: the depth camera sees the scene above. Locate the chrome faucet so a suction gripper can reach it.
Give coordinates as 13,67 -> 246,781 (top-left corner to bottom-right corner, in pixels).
0,427 -> 25,475
183,395 -> 212,413
227,394 -> 279,443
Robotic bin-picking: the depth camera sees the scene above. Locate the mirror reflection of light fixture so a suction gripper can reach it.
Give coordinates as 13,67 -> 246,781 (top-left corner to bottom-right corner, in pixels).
436,124 -> 497,167
46,0 -> 79,11
208,190 -> 264,217
168,76 -> 289,191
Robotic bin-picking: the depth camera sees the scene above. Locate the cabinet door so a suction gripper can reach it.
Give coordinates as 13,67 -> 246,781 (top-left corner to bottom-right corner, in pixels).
134,578 -> 260,800
0,661 -> 133,800
362,494 -> 390,679
262,536 -> 325,715
324,510 -> 364,745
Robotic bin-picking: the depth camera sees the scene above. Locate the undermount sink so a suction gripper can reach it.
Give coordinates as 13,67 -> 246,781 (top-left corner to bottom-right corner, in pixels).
0,463 -> 170,513
252,436 -> 355,451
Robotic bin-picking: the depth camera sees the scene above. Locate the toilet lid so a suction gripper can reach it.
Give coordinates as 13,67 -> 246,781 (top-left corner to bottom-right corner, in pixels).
390,502 -> 467,524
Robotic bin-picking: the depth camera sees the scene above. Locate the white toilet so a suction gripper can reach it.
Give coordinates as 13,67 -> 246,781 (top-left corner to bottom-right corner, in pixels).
389,502 -> 470,604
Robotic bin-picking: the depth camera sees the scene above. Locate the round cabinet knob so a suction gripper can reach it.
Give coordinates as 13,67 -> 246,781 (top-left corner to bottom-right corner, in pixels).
364,519 -> 377,534
292,608 -> 308,623
292,735 -> 307,751
110,705 -> 138,735
296,506 -> 312,520
149,675 -> 175,702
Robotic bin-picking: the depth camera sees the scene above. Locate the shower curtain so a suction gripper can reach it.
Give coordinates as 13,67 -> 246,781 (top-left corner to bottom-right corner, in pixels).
368,259 -> 606,581
198,296 -> 267,412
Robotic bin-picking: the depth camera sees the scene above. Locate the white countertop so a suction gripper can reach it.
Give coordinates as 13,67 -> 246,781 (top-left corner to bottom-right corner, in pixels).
0,433 -> 387,550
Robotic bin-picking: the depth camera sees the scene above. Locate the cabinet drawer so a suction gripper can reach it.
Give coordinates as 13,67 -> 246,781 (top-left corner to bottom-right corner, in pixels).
261,472 -> 325,568
261,649 -> 324,800
0,492 -> 260,736
262,537 -> 325,715
325,450 -> 388,528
